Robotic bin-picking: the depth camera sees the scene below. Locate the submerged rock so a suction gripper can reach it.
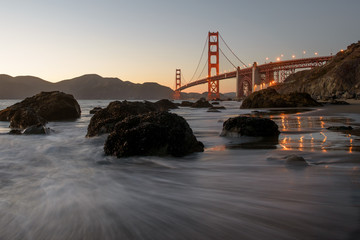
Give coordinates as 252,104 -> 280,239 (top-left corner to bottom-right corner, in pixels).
284,155 -> 308,166
22,125 -> 51,135
220,116 -> 280,137
104,112 -> 204,158
0,91 -> 81,130
327,126 -> 353,131
240,88 -> 321,108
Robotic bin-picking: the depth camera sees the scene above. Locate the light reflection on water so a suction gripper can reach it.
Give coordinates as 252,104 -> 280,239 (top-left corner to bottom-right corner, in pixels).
268,114 -> 358,154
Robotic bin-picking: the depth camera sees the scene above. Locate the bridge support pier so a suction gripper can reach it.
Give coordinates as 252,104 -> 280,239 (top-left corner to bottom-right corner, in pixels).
207,31 -> 220,100
173,69 -> 181,100
252,62 -> 261,91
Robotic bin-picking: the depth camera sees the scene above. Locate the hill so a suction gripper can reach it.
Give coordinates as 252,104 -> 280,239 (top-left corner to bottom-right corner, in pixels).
275,41 -> 360,99
0,74 -> 174,100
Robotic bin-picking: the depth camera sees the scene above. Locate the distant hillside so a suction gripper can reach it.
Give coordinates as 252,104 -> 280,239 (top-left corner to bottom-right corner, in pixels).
0,74 -> 174,100
0,74 -> 53,99
275,41 -> 360,99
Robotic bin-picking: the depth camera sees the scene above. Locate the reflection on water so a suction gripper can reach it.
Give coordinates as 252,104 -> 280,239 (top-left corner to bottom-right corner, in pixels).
270,114 -> 358,153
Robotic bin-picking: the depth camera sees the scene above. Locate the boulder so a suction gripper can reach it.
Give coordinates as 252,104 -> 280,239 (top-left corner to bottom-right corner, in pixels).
0,91 -> 81,129
9,107 -> 46,129
240,88 -> 321,108
90,107 -> 103,114
192,98 -> 213,108
178,101 -> 193,107
154,99 -> 178,111
220,116 -> 280,137
104,112 -> 204,158
87,100 -> 178,137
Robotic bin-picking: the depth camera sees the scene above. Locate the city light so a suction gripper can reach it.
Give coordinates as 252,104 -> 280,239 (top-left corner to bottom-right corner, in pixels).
292,55 -> 296,59
276,57 -> 281,61
315,52 -> 318,56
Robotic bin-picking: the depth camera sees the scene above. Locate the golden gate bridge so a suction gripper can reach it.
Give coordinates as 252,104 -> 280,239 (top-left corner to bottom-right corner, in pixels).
174,32 -> 333,100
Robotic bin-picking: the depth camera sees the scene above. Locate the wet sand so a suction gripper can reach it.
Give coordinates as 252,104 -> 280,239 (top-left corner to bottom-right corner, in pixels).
299,99 -> 360,118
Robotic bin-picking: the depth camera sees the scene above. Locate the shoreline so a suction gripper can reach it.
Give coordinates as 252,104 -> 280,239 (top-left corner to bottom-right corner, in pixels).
298,99 -> 360,116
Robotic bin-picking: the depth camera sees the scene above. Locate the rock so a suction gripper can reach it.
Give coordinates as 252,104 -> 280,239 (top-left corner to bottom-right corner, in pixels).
284,155 -> 308,166
191,98 -> 213,108
327,126 -> 353,131
22,124 -> 51,135
104,112 -> 204,158
0,91 -> 81,129
9,107 -> 46,129
8,129 -> 22,135
240,88 -> 321,108
210,106 -> 226,110
87,100 -> 178,137
179,101 -> 193,107
220,116 -> 280,137
90,107 -> 103,114
342,91 -> 354,99
330,100 -> 350,105
154,99 -> 178,111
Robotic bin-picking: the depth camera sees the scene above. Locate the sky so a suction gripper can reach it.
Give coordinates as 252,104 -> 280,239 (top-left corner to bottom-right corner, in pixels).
1,0 -> 359,93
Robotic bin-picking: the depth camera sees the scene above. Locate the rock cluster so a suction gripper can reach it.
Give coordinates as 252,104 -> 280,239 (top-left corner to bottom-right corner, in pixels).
240,88 -> 321,108
220,116 -> 280,137
0,91 -> 81,134
86,99 -> 177,137
104,112 -> 204,158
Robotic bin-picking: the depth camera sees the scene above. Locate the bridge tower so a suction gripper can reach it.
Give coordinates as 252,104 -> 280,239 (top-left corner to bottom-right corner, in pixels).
173,69 -> 181,100
207,31 -> 220,100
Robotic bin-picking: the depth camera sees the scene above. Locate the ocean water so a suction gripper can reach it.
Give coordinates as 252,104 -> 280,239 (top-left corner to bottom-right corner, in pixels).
0,100 -> 359,240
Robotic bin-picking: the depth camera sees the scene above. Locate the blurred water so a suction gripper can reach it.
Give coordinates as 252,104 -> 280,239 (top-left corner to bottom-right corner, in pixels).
0,100 -> 359,240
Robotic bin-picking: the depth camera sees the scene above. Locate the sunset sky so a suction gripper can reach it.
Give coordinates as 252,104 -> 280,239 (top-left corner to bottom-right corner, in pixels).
1,0 -> 359,93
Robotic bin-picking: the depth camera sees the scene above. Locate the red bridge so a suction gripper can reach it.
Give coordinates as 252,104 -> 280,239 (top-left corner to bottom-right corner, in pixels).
174,32 -> 333,100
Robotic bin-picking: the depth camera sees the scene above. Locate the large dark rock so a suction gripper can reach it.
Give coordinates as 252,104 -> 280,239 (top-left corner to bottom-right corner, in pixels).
192,98 -> 213,108
104,112 -> 204,158
220,116 -> 280,137
179,101 -> 193,107
0,91 -> 81,129
240,88 -> 321,108
90,107 -> 103,114
87,100 -> 178,137
154,99 -> 178,111
9,107 -> 46,129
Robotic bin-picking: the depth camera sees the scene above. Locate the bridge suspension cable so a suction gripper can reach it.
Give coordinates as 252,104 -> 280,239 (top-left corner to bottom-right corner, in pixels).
188,35 -> 208,83
219,47 -> 237,69
219,33 -> 247,68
